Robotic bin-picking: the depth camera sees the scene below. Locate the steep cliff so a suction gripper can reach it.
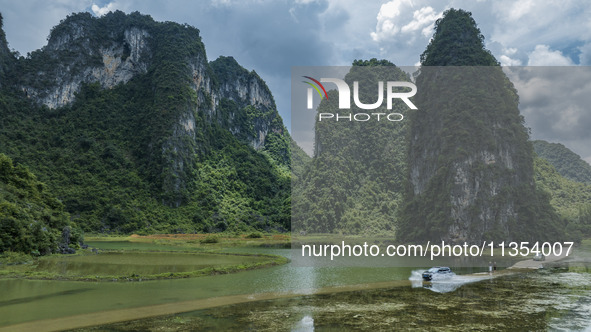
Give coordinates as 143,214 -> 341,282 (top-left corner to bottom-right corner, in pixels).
398,9 -> 563,243
0,13 -> 14,85
0,11 -> 291,233
211,56 -> 289,165
19,12 -> 150,108
292,60 -> 409,235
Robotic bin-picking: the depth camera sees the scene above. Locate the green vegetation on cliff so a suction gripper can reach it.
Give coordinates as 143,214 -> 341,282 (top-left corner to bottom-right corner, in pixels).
0,153 -> 82,255
292,60 -> 409,235
0,13 -> 14,81
397,9 -> 563,243
0,11 -> 291,237
533,140 -> 591,184
534,157 -> 591,240
420,9 -> 498,66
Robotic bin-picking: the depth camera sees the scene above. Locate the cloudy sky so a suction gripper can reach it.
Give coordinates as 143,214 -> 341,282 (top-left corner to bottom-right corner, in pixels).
1,0 -> 591,162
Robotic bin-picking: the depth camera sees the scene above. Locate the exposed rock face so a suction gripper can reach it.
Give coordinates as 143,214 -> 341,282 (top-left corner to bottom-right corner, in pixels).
405,74 -> 533,244
398,10 -> 562,244
218,74 -> 274,109
161,56 -> 281,205
210,56 -> 280,151
402,68 -> 537,244
16,12 -> 287,207
23,21 -> 150,108
20,15 -> 277,151
58,226 -> 76,254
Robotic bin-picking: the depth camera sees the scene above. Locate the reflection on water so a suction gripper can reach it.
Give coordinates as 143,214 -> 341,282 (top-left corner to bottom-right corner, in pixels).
0,288 -> 92,307
0,249 -> 418,327
409,269 -> 493,293
81,265 -> 591,331
292,315 -> 314,332
2,246 -> 591,330
537,271 -> 591,331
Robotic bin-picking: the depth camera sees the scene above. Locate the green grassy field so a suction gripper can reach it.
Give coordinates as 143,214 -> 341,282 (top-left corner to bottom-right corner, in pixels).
0,234 -> 289,281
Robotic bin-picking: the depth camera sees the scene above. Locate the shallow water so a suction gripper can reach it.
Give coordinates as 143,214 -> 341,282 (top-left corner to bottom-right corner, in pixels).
0,249 -> 455,327
1,245 -> 590,330
75,265 -> 591,331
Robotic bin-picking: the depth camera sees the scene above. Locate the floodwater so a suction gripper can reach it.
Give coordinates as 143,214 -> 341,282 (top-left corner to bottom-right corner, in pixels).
0,247 -> 486,328
0,244 -> 590,331
0,249 -> 430,327
74,265 -> 591,331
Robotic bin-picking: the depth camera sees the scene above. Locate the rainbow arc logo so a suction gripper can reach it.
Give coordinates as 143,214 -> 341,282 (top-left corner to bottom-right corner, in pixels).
301,75 -> 417,111
302,76 -> 328,108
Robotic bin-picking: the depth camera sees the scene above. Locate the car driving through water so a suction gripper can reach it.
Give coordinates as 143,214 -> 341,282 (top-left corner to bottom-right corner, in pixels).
422,266 -> 453,281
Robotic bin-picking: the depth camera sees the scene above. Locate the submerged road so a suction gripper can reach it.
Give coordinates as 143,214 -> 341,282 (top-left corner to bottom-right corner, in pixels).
507,252 -> 568,269
0,253 -> 570,332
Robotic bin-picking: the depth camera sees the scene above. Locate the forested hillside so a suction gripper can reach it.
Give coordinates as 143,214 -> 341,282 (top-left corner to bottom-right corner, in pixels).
0,153 -> 82,254
292,59 -> 410,235
397,9 -> 563,243
1,8 -> 588,255
534,156 -> 591,240
0,11 -> 291,236
533,140 -> 591,184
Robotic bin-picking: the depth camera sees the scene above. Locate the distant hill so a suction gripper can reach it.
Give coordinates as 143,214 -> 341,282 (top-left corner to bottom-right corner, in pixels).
533,140 -> 591,184
534,156 -> 591,240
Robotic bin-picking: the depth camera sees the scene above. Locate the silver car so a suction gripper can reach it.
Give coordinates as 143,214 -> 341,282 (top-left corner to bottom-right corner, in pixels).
422,266 -> 452,281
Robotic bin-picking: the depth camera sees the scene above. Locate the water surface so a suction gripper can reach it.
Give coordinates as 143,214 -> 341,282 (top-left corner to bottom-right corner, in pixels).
74,266 -> 591,331
0,249 -> 441,327
1,244 -> 590,330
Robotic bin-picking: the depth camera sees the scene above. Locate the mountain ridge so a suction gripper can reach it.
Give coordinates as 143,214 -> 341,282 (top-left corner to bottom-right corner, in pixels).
533,140 -> 591,185
0,10 -> 291,235
398,9 -> 563,243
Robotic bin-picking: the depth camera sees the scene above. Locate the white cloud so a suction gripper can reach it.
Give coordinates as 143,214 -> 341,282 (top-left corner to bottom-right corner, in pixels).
370,0 -> 412,42
527,44 -> 574,66
401,6 -> 442,37
505,0 -> 534,21
506,66 -> 591,162
210,0 -> 233,7
288,7 -> 299,23
499,55 -> 521,66
504,47 -> 517,55
369,1 -> 446,65
498,47 -> 522,65
370,0 -> 442,45
488,0 -> 591,62
91,2 -> 118,16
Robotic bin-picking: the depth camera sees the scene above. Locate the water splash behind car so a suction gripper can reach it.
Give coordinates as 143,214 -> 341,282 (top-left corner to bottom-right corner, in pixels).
422,266 -> 454,281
